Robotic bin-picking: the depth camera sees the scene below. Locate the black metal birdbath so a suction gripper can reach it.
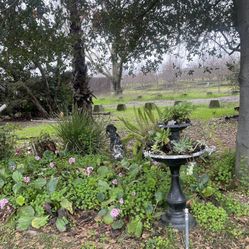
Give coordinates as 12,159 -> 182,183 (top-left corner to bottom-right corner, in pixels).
158,122 -> 191,141
144,148 -> 206,231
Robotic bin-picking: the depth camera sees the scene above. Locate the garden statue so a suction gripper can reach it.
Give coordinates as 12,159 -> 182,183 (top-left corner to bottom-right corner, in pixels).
106,124 -> 124,160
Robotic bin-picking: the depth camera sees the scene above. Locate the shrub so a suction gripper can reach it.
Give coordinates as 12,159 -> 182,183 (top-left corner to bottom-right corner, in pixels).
55,111 -> 106,155
0,125 -> 15,160
192,201 -> 228,232
211,151 -> 235,187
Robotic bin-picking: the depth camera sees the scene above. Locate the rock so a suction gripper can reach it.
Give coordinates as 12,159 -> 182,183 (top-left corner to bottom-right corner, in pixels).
93,105 -> 104,112
206,92 -> 213,96
144,102 -> 156,110
174,100 -> 183,106
2,115 -> 11,121
231,90 -> 239,95
116,104 -> 126,111
137,95 -> 143,100
209,100 -> 220,108
14,112 -> 22,118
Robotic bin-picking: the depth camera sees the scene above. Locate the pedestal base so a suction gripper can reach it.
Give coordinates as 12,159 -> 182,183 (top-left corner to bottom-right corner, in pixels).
161,210 -> 196,231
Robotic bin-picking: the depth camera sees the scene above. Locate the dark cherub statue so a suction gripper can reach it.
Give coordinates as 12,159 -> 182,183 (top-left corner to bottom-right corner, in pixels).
106,124 -> 124,160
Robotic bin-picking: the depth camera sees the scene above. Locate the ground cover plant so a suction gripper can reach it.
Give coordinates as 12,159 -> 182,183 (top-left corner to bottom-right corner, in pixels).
0,111 -> 249,248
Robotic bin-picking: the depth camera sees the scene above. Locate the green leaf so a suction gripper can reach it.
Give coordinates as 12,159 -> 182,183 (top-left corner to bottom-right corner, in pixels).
33,178 -> 47,189
112,220 -> 124,230
16,216 -> 33,231
97,166 -> 113,177
56,217 -> 69,232
103,214 -> 114,225
19,206 -> 35,217
98,180 -> 110,191
16,196 -> 25,206
60,199 -> 73,214
0,178 -> 5,188
31,216 -> 49,229
127,218 -> 143,238
97,209 -> 107,217
47,176 -> 58,194
13,183 -> 23,195
12,171 -> 23,183
97,192 -> 106,202
155,191 -> 164,203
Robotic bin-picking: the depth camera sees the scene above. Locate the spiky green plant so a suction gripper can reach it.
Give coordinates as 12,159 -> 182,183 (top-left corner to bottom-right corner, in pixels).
55,110 -> 106,155
119,107 -> 161,156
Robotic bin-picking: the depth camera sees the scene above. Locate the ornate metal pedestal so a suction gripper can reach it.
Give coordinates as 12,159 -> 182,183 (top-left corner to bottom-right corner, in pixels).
144,149 -> 206,231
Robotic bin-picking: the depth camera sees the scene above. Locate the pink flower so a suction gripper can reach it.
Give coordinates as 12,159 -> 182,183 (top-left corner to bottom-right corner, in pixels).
49,162 -> 55,168
35,156 -> 41,161
119,198 -> 124,205
23,176 -> 30,183
68,157 -> 76,164
15,149 -> 21,156
85,166 -> 93,176
110,208 -> 120,218
112,179 -> 118,185
0,198 -> 9,209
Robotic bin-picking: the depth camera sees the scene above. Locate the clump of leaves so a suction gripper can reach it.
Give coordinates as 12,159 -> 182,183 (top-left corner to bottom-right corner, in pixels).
31,133 -> 57,157
150,129 -> 170,153
211,151 -> 235,188
0,125 -> 15,160
120,107 -> 160,156
159,102 -> 194,124
55,110 -> 106,155
192,201 -> 228,232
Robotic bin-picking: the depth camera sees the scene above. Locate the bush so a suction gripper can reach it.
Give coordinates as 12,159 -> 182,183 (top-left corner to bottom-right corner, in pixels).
211,151 -> 235,187
0,125 -> 15,160
55,111 -> 106,155
192,201 -> 228,232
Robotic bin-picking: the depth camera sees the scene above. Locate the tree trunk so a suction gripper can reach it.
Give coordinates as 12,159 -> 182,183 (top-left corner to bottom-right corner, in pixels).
112,59 -> 123,96
235,0 -> 249,182
21,83 -> 49,117
67,0 -> 92,112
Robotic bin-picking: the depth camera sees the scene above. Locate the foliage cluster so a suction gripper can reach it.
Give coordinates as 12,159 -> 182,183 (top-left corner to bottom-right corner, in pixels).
55,111 -> 107,155
0,125 -> 16,160
159,102 -> 194,124
0,151 -> 170,235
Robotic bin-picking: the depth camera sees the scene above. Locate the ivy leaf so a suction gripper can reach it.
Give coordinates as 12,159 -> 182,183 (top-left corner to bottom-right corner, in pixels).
98,180 -> 110,191
97,192 -> 106,202
33,178 -> 47,189
16,195 -> 25,206
97,208 -> 107,217
13,183 -> 23,195
97,166 -> 113,177
47,176 -> 58,194
31,216 -> 49,229
127,218 -> 143,238
0,178 -> 5,188
112,220 -> 124,230
103,214 -> 114,225
56,217 -> 69,232
18,206 -> 35,217
16,216 -> 33,231
60,199 -> 73,214
155,191 -> 164,203
12,171 -> 23,183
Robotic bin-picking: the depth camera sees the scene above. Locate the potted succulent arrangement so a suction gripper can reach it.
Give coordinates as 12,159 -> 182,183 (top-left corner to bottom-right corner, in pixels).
121,107 -> 207,230
158,102 -> 193,141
